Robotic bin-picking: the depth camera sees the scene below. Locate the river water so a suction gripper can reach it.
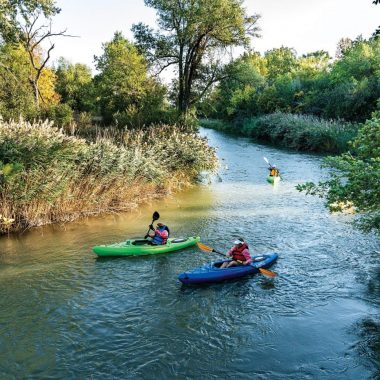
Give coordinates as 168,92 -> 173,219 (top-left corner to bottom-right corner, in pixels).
0,128 -> 379,379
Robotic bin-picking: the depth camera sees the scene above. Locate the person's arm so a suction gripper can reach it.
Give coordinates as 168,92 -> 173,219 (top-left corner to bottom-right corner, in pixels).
242,249 -> 252,265
226,247 -> 234,258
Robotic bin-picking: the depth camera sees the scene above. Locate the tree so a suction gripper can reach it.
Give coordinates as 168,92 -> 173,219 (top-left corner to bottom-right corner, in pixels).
264,47 -> 298,81
55,58 -> 94,112
211,51 -> 266,119
1,1 -> 71,108
0,0 -> 59,43
0,41 -> 60,120
132,0 -> 259,120
336,38 -> 353,58
94,32 -> 167,127
0,43 -> 36,119
297,112 -> 380,234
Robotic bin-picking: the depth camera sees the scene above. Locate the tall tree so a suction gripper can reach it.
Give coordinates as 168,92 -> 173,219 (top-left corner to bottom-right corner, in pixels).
264,47 -> 298,81
0,0 -> 59,43
0,1 -> 70,108
94,32 -> 167,128
55,58 -> 94,112
132,0 -> 259,120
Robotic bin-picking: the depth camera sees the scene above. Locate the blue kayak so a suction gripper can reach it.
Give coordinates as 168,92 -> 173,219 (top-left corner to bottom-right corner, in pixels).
178,253 -> 278,285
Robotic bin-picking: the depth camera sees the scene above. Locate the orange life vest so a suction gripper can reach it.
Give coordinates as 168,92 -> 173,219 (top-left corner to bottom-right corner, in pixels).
270,168 -> 279,177
231,243 -> 249,262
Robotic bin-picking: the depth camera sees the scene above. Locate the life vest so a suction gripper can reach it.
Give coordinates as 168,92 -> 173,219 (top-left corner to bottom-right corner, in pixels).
152,225 -> 169,245
270,168 -> 279,177
231,243 -> 249,262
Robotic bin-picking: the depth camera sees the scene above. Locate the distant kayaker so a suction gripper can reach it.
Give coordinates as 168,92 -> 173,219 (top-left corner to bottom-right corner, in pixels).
220,238 -> 252,268
268,165 -> 280,177
148,222 -> 169,245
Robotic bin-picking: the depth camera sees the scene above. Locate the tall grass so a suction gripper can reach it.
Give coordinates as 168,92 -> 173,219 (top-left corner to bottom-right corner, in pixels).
201,113 -> 359,153
0,120 -> 218,234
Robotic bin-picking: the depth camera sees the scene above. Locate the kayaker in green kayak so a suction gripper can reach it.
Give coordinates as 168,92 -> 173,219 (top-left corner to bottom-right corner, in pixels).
220,238 -> 252,268
268,164 -> 280,178
147,222 -> 170,245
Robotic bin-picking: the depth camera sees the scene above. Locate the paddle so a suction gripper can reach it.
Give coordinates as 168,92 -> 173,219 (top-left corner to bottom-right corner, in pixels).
197,242 -> 278,278
144,211 -> 160,239
263,156 -> 272,167
264,156 -> 280,180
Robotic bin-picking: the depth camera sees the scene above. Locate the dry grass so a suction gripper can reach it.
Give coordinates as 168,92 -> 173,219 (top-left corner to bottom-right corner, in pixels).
0,120 -> 218,234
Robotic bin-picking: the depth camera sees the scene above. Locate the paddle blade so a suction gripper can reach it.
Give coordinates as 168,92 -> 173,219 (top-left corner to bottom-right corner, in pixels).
197,242 -> 214,252
263,156 -> 269,165
259,268 -> 277,278
152,211 -> 160,221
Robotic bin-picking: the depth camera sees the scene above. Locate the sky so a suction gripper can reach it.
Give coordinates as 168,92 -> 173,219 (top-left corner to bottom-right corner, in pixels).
49,0 -> 379,75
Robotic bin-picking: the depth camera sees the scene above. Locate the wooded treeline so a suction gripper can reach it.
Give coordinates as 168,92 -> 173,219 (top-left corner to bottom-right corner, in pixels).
0,0 -> 379,234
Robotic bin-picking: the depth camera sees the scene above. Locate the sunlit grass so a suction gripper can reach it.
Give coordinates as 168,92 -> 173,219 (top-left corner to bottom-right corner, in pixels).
201,113 -> 359,153
0,120 -> 218,234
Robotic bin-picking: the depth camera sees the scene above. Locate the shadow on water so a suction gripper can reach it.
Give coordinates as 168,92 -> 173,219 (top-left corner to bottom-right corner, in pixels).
0,127 -> 379,380
352,318 -> 380,370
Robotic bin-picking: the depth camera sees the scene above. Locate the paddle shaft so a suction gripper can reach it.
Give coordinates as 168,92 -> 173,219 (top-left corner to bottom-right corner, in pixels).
144,211 -> 160,239
144,218 -> 155,239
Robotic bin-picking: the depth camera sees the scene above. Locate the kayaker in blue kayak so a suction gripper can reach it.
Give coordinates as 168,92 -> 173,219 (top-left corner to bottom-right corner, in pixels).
220,238 -> 252,268
147,222 -> 169,245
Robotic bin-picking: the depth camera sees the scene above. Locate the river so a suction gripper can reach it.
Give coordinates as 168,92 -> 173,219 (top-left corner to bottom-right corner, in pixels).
0,128 -> 379,379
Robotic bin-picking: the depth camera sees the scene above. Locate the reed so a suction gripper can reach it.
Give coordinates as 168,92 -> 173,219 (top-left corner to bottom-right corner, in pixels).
0,120 -> 218,234
201,113 -> 359,153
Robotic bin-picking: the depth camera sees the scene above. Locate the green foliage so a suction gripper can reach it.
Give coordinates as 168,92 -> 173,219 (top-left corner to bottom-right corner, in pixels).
133,0 -> 260,117
199,118 -> 231,132
55,58 -> 95,112
211,52 -> 266,119
297,112 -> 380,234
208,37 -> 380,124
94,32 -> 167,128
203,112 -> 358,153
42,103 -> 74,127
265,47 -> 299,81
0,0 -> 59,43
0,43 -> 37,119
0,42 -> 61,120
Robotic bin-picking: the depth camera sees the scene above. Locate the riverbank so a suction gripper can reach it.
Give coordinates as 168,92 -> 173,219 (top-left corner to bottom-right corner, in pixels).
1,127 -> 378,379
200,112 -> 359,153
0,120 -> 218,234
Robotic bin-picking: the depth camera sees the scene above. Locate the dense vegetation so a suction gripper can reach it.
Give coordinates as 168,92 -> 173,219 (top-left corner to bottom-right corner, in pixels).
0,0 -> 258,127
201,113 -> 359,153
0,120 -> 217,233
0,0 -> 379,234
132,0 -> 259,121
297,112 -> 380,234
201,38 -> 380,124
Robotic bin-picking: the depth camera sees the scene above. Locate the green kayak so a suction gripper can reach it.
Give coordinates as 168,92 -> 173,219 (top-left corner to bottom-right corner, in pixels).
267,175 -> 280,185
93,236 -> 200,257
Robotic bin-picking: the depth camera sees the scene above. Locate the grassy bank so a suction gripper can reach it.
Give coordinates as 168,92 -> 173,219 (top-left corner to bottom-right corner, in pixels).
200,113 -> 359,153
0,120 -> 218,234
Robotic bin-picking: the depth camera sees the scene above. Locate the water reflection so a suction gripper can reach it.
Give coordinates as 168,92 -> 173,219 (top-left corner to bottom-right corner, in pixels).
0,128 -> 379,379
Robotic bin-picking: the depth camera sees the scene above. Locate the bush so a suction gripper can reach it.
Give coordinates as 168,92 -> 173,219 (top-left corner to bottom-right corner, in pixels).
43,103 -> 74,128
297,111 -> 380,234
201,113 -> 359,153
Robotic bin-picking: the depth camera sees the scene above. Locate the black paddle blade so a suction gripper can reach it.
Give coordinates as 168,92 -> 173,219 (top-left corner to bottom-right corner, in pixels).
153,211 -> 160,221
